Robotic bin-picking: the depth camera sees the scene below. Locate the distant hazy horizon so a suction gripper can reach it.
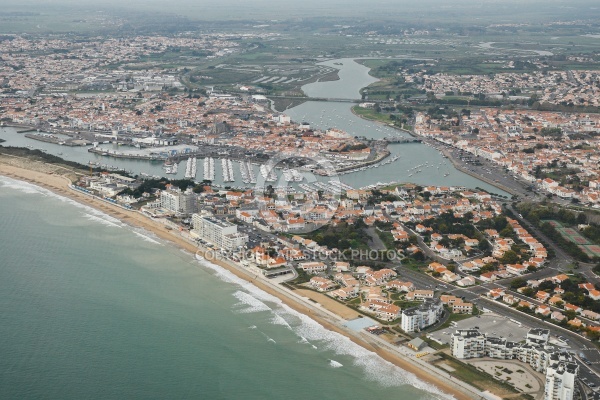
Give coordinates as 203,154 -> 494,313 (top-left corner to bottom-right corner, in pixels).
0,0 -> 599,24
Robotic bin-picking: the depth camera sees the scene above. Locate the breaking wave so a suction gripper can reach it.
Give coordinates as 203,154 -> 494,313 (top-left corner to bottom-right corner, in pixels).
196,257 -> 454,399
232,290 -> 272,314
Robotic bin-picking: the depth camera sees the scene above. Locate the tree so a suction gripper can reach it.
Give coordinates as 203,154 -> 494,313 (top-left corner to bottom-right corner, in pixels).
522,287 -> 535,297
478,240 -> 490,252
587,328 -> 600,341
500,250 -> 519,264
500,225 -> 514,238
510,278 -> 526,290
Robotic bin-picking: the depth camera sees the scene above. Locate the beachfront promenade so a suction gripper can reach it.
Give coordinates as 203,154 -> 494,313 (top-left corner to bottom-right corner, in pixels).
155,216 -> 484,400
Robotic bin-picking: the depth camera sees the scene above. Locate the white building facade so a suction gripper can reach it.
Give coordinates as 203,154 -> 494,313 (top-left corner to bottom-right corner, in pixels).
400,299 -> 443,332
192,214 -> 247,251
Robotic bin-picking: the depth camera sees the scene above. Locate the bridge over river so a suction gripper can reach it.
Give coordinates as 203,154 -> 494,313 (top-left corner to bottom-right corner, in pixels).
267,95 -> 389,104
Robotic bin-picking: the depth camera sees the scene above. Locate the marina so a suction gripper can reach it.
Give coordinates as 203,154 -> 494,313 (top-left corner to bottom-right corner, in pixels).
239,161 -> 257,184
184,157 -> 197,179
282,168 -> 304,182
259,163 -> 278,182
221,158 -> 235,182
164,161 -> 178,175
203,157 -> 215,181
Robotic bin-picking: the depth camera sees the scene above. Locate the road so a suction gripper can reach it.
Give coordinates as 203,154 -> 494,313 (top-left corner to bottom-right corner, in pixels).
506,203 -> 599,283
391,261 -> 600,387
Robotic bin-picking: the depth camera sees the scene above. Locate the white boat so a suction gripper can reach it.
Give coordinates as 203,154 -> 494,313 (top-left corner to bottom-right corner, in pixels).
166,163 -> 178,174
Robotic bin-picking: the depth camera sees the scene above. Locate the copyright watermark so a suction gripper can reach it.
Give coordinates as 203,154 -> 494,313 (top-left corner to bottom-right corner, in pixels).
200,247 -> 399,263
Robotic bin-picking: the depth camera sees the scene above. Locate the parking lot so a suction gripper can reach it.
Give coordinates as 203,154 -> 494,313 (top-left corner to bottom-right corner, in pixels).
429,313 -> 530,345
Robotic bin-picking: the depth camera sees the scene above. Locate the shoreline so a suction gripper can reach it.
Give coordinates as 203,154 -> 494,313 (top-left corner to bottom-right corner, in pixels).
0,159 -> 478,400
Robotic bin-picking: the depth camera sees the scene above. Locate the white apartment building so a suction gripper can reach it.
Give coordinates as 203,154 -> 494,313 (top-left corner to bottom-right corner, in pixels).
192,214 -> 248,251
451,329 -> 486,358
160,188 -> 197,215
400,299 -> 443,332
544,355 -> 578,400
451,328 -> 577,400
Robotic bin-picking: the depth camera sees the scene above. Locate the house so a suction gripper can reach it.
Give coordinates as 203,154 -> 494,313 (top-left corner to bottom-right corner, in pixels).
333,261 -> 350,272
564,303 -> 582,314
582,310 -> 600,321
407,337 -> 426,351
330,286 -> 359,300
298,261 -> 327,274
267,257 -> 287,269
535,304 -> 551,317
309,277 -> 336,292
548,296 -> 563,306
568,318 -> 585,328
456,276 -> 477,287
428,262 -> 445,271
479,272 -> 497,283
440,295 -> 473,314
506,264 -> 527,276
518,300 -> 534,310
364,268 -> 397,285
406,290 -> 434,301
442,270 -> 460,283
535,291 -> 550,302
485,229 -> 499,238
588,290 -> 600,301
335,273 -> 360,288
460,261 -> 481,273
362,299 -> 401,321
386,280 -> 415,292
551,274 -> 570,284
415,224 -> 427,233
488,288 -> 505,299
551,311 -> 566,322
503,294 -> 518,305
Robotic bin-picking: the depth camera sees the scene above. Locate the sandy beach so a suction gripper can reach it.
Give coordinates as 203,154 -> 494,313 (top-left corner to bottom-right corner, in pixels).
0,155 -> 477,400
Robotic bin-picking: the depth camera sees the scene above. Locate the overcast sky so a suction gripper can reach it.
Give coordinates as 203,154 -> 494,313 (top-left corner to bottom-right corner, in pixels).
0,0 -> 598,24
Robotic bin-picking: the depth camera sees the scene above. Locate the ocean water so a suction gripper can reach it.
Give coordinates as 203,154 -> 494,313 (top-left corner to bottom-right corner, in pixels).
0,176 -> 449,400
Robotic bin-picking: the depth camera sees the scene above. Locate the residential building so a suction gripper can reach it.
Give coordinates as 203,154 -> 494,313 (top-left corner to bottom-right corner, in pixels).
544,355 -> 578,400
451,329 -> 486,358
400,299 -> 443,332
192,214 -> 247,250
161,188 -> 197,215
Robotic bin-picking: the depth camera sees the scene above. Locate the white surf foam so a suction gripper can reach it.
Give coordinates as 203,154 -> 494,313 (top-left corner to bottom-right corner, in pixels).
0,176 -> 47,195
83,213 -> 123,229
196,257 -> 454,399
0,177 -> 176,249
270,311 -> 293,330
0,176 -> 127,228
132,230 -> 162,245
232,290 -> 272,314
